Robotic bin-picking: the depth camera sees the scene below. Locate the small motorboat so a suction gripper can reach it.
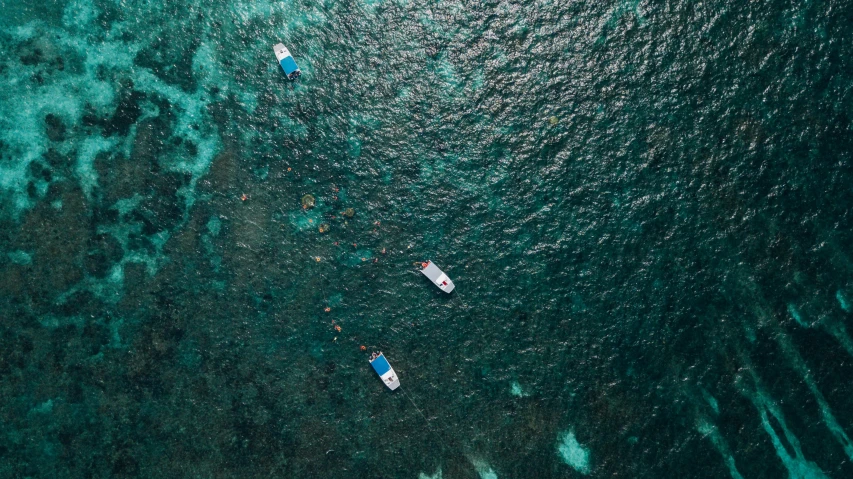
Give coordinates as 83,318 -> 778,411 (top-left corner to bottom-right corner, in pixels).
420,261 -> 455,293
273,43 -> 301,80
369,352 -> 400,390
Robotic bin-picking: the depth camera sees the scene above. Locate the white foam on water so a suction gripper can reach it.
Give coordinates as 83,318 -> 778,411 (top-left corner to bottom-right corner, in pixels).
556,431 -> 591,474
696,419 -> 745,479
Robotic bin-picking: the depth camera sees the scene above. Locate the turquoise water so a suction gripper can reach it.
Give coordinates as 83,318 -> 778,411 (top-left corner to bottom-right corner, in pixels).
1,0 -> 852,477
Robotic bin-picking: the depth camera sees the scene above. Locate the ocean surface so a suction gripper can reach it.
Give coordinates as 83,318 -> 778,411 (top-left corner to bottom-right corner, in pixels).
1,0 -> 852,477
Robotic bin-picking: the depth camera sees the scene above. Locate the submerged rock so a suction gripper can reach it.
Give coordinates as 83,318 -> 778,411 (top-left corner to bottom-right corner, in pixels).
301,194 -> 316,209
343,207 -> 355,218
549,116 -> 559,125
319,223 -> 330,233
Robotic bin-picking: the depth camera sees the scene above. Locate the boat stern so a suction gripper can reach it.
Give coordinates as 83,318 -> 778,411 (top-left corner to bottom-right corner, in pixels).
381,370 -> 401,390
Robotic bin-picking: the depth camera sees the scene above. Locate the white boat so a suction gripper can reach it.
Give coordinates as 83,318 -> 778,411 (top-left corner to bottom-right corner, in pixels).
273,43 -> 301,80
420,261 -> 455,293
369,352 -> 400,390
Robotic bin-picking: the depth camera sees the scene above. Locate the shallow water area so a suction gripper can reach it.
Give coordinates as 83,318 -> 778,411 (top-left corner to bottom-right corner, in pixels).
1,0 -> 853,477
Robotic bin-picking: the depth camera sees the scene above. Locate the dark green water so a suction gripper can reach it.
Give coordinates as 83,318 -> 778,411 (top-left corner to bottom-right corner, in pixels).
2,0 -> 853,477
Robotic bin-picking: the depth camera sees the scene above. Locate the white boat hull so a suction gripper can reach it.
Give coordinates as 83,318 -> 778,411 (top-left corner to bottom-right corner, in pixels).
421,261 -> 455,293
369,353 -> 400,390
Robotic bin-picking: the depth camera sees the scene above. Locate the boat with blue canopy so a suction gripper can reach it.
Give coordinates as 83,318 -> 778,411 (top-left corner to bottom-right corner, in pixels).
369,352 -> 400,390
273,43 -> 301,80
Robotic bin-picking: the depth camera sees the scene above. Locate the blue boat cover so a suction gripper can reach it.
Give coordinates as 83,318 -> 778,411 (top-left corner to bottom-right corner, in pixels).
370,355 -> 391,375
280,56 -> 299,75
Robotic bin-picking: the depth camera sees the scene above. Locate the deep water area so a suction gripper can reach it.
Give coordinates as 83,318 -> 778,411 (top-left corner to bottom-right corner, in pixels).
1,0 -> 853,477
